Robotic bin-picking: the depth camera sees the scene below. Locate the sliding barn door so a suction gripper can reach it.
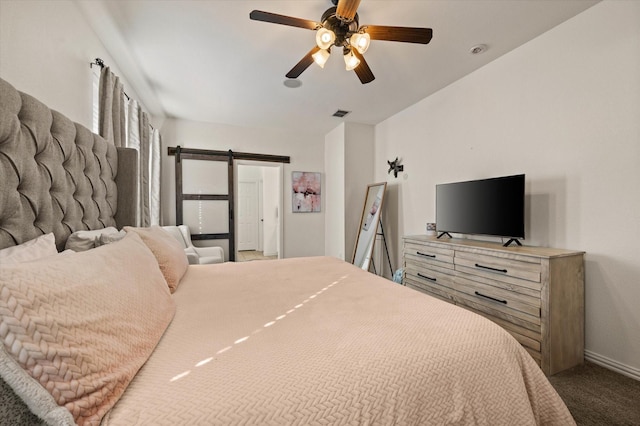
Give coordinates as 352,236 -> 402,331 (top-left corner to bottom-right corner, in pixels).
174,148 -> 235,261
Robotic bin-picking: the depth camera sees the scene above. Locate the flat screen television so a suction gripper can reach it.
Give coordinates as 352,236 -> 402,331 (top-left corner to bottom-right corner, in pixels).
436,174 -> 525,246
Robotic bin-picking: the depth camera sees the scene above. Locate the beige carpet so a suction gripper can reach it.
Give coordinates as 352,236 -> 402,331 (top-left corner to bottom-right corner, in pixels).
548,361 -> 640,425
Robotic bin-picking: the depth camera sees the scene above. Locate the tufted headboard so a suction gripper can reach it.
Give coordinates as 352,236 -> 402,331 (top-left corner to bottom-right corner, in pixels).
1,77 -> 139,423
0,78 -> 137,251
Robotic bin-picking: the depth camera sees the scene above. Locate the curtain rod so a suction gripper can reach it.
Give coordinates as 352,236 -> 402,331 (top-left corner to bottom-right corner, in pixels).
89,58 -> 158,132
89,57 -> 131,101
89,58 -> 105,69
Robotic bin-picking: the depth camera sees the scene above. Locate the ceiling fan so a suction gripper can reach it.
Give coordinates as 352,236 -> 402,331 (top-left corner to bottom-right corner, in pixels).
249,0 -> 433,84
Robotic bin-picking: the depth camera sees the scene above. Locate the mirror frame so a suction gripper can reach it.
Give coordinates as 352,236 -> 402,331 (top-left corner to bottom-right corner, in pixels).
351,182 -> 387,271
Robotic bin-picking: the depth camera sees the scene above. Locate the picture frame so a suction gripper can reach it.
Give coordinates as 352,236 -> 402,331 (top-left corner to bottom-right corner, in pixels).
291,171 -> 321,213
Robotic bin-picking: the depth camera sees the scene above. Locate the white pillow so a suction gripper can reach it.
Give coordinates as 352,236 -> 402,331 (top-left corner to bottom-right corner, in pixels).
96,230 -> 127,247
65,227 -> 120,252
0,233 -> 57,265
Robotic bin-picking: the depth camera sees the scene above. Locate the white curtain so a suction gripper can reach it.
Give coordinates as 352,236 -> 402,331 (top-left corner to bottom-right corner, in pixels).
150,128 -> 161,226
99,67 -> 161,226
98,67 -> 126,148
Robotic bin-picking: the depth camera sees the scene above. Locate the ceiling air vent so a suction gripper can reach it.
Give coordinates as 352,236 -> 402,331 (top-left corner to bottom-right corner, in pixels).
332,109 -> 351,118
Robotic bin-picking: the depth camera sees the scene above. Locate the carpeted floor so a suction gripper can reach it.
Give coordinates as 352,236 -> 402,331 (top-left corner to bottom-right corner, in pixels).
548,361 -> 640,425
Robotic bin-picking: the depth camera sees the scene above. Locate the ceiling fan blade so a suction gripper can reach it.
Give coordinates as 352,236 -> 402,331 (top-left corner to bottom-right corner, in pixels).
250,10 -> 319,30
352,50 -> 375,84
363,25 -> 433,44
336,0 -> 362,22
286,47 -> 322,79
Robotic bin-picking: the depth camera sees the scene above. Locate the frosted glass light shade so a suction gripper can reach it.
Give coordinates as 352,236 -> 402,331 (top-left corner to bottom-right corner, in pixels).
315,28 -> 336,50
312,49 -> 330,68
344,50 -> 360,71
350,32 -> 370,54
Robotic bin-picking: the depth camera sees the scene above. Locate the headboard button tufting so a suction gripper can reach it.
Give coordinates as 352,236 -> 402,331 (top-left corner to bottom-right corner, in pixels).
0,78 -> 120,251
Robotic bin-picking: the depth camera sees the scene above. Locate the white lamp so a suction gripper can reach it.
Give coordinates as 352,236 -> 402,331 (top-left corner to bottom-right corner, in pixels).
312,49 -> 331,68
344,50 -> 360,71
316,28 -> 336,50
350,32 -> 370,54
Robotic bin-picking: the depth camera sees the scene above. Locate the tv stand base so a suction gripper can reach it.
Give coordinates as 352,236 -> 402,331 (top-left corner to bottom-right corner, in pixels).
437,232 -> 452,239
503,238 -> 522,247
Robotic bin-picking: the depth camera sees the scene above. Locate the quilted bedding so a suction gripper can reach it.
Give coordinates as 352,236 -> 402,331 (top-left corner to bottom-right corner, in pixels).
102,256 -> 574,425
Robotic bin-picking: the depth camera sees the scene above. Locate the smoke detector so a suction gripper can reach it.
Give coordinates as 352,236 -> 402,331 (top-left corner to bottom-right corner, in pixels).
469,44 -> 487,55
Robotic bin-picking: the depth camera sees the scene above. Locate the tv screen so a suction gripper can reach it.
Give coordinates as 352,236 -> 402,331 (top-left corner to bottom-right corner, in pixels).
436,174 -> 525,240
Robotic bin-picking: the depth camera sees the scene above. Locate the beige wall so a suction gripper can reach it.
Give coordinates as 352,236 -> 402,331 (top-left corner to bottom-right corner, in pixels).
374,1 -> 640,378
1,0 -> 119,128
323,123 -> 375,262
324,124 -> 347,259
0,0 -> 161,127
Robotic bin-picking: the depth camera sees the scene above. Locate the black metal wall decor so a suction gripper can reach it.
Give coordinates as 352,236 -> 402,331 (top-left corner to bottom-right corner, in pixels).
387,157 -> 404,178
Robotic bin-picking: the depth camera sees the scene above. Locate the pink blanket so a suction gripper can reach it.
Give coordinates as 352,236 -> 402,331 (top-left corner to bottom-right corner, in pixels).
103,256 -> 574,425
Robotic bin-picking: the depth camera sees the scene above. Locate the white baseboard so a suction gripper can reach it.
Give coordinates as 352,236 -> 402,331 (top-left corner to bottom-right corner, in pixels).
585,350 -> 640,381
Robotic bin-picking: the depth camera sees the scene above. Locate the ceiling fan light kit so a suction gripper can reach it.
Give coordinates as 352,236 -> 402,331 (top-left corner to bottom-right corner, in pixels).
312,49 -> 331,68
350,32 -> 371,54
316,28 -> 336,50
344,50 -> 361,71
250,0 -> 433,85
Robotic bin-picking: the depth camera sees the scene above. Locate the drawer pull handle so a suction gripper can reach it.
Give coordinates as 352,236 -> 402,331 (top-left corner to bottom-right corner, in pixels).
475,263 -> 508,274
474,291 -> 507,305
417,273 -> 437,282
417,251 -> 436,258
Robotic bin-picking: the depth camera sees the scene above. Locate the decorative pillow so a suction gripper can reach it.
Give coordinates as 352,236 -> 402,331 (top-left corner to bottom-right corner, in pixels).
124,226 -> 189,293
0,232 -> 175,425
64,227 -> 120,252
23,248 -> 76,263
96,230 -> 127,247
0,233 -> 57,265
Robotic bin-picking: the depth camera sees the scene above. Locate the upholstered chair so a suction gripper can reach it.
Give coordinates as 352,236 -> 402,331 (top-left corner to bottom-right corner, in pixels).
161,225 -> 224,264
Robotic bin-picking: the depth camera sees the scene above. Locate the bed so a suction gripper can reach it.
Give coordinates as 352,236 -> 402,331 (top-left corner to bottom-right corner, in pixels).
0,77 -> 575,425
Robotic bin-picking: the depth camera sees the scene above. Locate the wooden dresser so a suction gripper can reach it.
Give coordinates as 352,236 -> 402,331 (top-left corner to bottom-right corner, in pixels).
402,235 -> 585,375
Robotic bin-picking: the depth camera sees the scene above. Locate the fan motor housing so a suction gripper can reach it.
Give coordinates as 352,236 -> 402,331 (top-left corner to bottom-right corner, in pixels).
321,7 -> 359,47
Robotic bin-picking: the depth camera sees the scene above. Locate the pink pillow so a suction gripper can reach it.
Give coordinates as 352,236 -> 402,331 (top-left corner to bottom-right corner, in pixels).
0,231 -> 175,425
124,226 -> 189,293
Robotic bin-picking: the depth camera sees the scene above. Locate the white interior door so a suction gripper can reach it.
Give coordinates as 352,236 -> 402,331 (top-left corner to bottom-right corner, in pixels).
238,180 -> 259,251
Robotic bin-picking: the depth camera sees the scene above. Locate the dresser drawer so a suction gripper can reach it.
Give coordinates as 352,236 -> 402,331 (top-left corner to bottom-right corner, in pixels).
464,304 -> 542,353
454,274 -> 541,318
455,279 -> 541,328
452,288 -> 541,331
405,277 -> 455,304
454,251 -> 542,290
404,241 -> 454,266
405,261 -> 456,291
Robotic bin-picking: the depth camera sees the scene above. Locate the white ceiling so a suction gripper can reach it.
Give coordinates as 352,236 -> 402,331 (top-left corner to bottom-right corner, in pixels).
79,0 -> 600,135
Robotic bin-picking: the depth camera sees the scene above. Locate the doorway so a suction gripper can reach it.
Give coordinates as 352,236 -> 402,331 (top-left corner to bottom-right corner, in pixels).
169,146 -> 289,263
236,162 -> 283,261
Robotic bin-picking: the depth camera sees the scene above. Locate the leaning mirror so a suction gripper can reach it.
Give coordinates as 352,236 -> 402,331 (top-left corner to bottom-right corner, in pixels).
352,182 -> 387,271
